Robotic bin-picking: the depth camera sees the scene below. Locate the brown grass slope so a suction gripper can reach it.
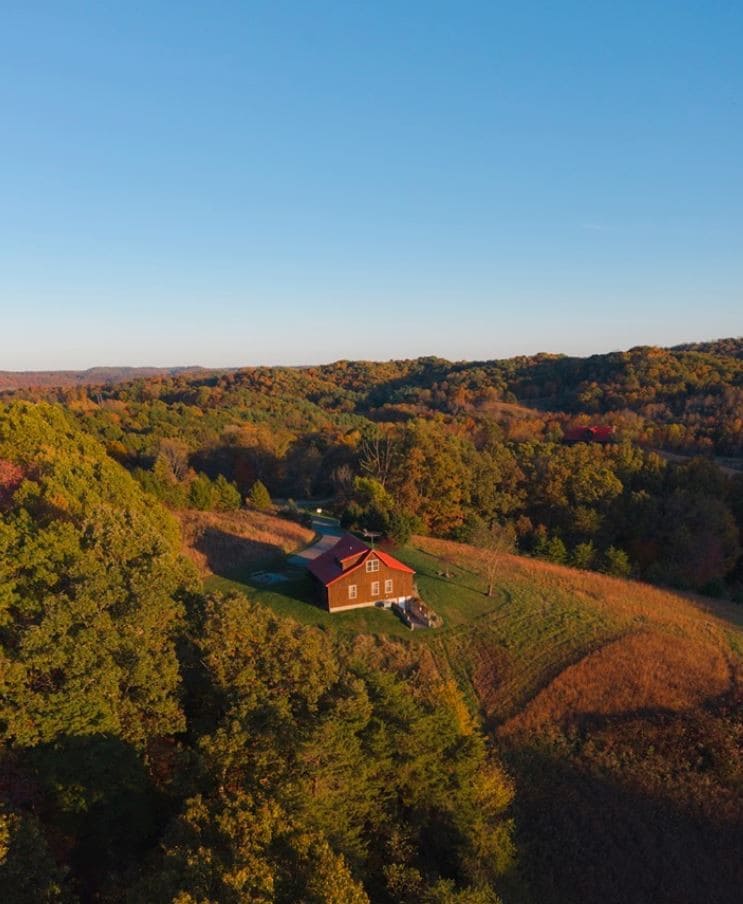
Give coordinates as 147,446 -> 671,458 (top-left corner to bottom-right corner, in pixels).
411,537 -> 742,904
413,537 -> 741,720
176,508 -> 314,575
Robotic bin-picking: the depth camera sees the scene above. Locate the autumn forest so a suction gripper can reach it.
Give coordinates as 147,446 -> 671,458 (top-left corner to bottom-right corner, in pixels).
1,339 -> 742,903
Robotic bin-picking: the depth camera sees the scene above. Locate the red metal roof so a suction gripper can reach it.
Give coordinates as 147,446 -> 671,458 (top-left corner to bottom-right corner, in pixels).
374,548 -> 416,574
307,534 -> 415,587
563,425 -> 616,443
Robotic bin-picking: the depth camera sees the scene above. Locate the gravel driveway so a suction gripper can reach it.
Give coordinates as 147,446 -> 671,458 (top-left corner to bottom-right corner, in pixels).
287,515 -> 344,567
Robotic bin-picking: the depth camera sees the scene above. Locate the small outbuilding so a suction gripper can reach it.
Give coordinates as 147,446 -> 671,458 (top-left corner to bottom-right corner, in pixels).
563,425 -> 616,444
307,534 -> 415,613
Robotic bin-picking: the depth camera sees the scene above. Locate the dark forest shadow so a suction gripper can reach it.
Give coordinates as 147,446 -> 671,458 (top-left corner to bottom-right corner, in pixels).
23,735 -> 170,902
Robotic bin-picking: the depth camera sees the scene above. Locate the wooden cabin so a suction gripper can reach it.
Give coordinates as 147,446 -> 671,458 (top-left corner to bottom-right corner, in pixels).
307,534 -> 415,613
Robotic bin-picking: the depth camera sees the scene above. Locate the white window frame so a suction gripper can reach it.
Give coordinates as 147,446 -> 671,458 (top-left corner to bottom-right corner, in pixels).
348,584 -> 358,600
371,580 -> 380,597
385,579 -> 393,594
366,558 -> 380,573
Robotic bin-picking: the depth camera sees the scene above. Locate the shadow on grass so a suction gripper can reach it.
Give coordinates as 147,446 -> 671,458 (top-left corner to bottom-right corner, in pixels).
205,553 -> 329,617
501,695 -> 743,904
401,546 -> 491,596
193,525 -> 288,575
421,571 -> 487,597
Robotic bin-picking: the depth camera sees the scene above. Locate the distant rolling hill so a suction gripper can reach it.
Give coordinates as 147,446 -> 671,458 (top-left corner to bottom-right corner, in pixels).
0,365 -> 206,391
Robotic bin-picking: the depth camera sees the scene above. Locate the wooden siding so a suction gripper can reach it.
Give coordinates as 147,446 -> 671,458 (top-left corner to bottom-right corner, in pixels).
324,553 -> 414,612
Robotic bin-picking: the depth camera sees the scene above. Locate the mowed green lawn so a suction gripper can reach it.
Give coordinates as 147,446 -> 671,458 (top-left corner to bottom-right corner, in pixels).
205,544 -> 507,633
204,568 -> 417,639
204,541 -> 626,721
204,539 -> 743,725
204,544 -> 507,639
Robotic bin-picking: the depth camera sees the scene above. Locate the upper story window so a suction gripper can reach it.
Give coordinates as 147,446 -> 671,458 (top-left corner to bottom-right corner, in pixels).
366,558 -> 380,573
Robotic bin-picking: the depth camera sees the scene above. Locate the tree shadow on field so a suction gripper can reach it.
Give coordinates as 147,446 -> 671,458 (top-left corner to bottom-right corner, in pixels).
502,700 -> 743,904
413,552 -> 487,597
194,525 -> 283,575
239,569 -> 324,609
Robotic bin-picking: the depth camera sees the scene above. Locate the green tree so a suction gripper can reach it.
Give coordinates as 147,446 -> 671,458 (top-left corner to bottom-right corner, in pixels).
188,472 -> 216,510
571,541 -> 596,570
534,531 -> 567,564
214,473 -> 242,511
0,402 -> 191,748
603,545 -> 632,577
0,807 -> 73,903
249,479 -> 272,511
150,593 -> 516,902
388,509 -> 417,546
545,536 -> 567,563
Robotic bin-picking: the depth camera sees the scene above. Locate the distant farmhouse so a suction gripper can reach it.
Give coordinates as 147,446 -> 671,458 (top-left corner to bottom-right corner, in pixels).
563,425 -> 616,445
308,535 -> 415,613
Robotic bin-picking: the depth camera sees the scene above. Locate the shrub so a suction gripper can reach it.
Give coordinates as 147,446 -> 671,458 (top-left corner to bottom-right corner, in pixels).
189,473 -> 216,510
214,474 -> 242,511
603,546 -> 631,578
388,510 -> 416,546
249,480 -> 272,511
571,541 -> 596,570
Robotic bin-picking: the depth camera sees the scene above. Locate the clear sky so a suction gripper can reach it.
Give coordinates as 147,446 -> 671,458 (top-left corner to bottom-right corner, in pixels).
1,1 -> 741,369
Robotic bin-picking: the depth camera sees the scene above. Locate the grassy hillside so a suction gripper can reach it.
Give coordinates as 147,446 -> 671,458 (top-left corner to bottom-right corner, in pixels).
200,522 -> 741,719
196,521 -> 742,904
410,537 -> 741,715
408,538 -> 742,904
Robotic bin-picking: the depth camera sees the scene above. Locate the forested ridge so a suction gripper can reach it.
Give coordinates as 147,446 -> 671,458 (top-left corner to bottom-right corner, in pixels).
0,403 -> 514,902
7,338 -> 743,451
0,367 -> 204,392
7,339 -> 742,597
1,341 -> 742,902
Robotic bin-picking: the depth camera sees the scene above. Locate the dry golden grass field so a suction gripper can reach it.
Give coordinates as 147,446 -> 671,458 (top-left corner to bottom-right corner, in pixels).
176,508 -> 314,575
404,537 -> 742,904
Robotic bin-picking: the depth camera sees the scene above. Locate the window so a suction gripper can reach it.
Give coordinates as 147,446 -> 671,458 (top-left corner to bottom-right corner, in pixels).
385,579 -> 393,594
366,558 -> 380,573
371,581 -> 380,596
348,584 -> 357,600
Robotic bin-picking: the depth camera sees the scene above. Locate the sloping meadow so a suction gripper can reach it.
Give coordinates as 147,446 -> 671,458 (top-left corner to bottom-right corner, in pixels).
407,536 -> 742,904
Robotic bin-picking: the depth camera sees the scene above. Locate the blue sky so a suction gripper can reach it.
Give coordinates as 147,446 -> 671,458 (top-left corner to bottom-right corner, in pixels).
1,1 -> 741,368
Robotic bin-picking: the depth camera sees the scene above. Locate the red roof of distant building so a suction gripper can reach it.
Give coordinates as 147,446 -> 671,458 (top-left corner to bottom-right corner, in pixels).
563,425 -> 616,443
307,534 -> 415,587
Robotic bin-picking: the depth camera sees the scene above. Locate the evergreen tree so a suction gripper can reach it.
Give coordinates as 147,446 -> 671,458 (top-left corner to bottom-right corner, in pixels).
249,479 -> 272,511
188,472 -> 216,510
571,540 -> 596,570
603,545 -> 632,577
214,473 -> 242,511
